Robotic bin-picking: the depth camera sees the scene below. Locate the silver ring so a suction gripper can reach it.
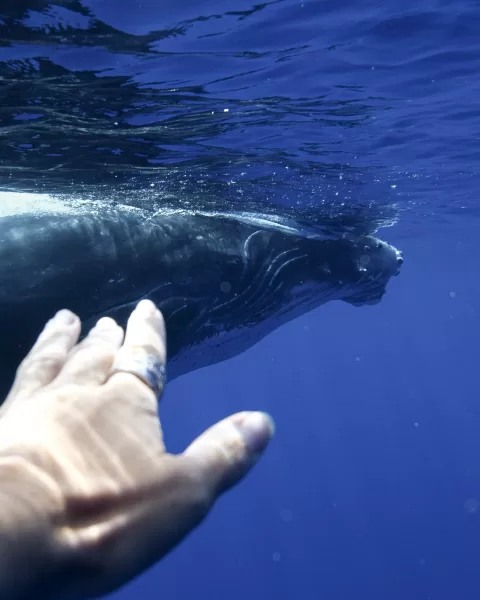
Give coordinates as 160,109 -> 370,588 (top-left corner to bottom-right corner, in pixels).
110,351 -> 167,397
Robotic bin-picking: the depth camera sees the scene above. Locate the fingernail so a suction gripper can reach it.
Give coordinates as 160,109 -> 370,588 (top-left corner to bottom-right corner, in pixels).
135,299 -> 156,317
52,309 -> 76,326
235,412 -> 275,456
95,317 -> 117,330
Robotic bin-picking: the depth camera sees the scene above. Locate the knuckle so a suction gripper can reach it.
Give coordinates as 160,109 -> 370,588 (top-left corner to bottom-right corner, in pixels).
89,323 -> 122,342
128,342 -> 164,361
78,345 -> 116,370
32,328 -> 70,353
18,347 -> 68,378
189,482 -> 212,518
108,372 -> 155,400
175,461 -> 213,517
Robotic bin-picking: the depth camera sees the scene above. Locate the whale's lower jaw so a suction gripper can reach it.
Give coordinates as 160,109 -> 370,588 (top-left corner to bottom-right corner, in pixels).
165,275 -> 390,381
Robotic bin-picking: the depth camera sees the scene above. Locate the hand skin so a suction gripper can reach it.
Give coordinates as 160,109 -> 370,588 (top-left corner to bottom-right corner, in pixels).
0,300 -> 275,600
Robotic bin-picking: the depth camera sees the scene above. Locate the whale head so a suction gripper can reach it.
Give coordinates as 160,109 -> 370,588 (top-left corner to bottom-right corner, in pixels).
164,227 -> 403,379
334,235 -> 403,306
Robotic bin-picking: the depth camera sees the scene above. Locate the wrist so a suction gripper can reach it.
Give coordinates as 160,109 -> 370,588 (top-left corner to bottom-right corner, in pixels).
0,454 -> 67,600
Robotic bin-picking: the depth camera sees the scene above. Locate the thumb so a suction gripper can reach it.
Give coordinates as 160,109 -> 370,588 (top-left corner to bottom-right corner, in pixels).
182,411 -> 275,496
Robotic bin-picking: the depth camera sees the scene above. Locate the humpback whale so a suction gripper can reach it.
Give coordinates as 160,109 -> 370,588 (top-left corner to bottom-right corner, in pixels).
0,203 -> 403,400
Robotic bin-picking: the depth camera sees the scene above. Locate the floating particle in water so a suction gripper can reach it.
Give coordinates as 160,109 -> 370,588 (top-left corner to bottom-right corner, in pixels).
280,509 -> 293,522
272,552 -> 281,562
449,291 -> 456,298
464,498 -> 479,514
220,281 -> 232,293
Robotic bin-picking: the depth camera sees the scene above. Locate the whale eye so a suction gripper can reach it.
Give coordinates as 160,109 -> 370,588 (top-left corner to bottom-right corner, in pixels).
376,242 -> 383,249
364,245 -> 370,252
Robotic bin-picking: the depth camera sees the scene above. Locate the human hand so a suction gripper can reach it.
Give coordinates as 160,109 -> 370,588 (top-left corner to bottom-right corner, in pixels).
0,300 -> 274,600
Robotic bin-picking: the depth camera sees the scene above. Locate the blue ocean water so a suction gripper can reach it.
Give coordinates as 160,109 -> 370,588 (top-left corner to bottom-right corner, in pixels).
1,1 -> 480,599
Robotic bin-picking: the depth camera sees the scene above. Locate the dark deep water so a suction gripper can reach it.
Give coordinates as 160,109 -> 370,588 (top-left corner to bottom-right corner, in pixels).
1,1 -> 480,599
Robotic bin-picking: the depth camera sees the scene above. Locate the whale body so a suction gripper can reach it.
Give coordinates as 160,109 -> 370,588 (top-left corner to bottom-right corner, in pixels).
0,205 -> 403,398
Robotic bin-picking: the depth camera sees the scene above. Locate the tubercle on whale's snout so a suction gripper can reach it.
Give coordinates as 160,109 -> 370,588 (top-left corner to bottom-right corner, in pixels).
358,237 -> 404,278
373,237 -> 404,277
394,248 -> 404,276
